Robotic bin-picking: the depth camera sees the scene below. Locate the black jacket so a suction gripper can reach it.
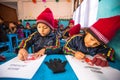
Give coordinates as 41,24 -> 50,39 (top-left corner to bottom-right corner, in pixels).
19,31 -> 61,54
63,34 -> 114,61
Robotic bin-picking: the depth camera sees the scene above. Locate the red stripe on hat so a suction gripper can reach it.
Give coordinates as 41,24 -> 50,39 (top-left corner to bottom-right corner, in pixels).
37,20 -> 54,30
90,26 -> 109,44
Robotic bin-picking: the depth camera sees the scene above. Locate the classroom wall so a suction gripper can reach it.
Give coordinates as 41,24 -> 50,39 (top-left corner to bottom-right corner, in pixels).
18,0 -> 74,20
97,0 -> 120,61
0,3 -> 18,23
97,0 -> 120,18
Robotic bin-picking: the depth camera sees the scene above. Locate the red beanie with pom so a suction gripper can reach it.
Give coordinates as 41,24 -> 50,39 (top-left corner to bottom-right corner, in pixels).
36,8 -> 55,30
69,20 -> 74,25
69,24 -> 81,36
88,15 -> 120,44
54,19 -> 59,29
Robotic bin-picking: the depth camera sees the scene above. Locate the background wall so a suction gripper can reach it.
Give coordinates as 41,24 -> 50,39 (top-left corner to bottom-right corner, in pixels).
97,0 -> 120,19
18,0 -> 74,20
97,0 -> 120,61
0,3 -> 18,23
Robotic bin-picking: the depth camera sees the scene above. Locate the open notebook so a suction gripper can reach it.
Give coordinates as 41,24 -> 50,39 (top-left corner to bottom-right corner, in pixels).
0,54 -> 46,79
66,55 -> 120,80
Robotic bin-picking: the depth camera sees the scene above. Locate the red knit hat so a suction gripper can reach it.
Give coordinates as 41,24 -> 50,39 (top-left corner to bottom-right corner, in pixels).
69,20 -> 74,25
88,15 -> 120,44
54,19 -> 59,29
69,24 -> 81,36
36,8 -> 54,30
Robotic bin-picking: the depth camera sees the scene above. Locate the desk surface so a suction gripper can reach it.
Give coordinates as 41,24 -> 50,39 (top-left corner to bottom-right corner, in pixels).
0,54 -> 78,80
0,53 -> 120,80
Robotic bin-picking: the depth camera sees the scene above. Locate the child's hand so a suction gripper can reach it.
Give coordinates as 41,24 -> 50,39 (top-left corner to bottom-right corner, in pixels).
91,54 -> 109,67
34,48 -> 45,58
18,48 -> 28,61
74,51 -> 85,60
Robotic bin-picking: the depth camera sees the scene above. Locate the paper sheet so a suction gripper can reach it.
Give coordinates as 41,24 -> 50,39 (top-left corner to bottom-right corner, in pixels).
0,54 -> 46,79
66,55 -> 120,80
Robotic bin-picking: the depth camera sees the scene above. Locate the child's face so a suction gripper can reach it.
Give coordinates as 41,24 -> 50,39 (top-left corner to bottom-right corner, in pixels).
26,25 -> 30,29
9,23 -> 16,28
69,23 -> 74,28
0,19 -> 3,24
84,32 -> 100,47
60,26 -> 64,30
18,21 -> 21,24
37,23 -> 51,36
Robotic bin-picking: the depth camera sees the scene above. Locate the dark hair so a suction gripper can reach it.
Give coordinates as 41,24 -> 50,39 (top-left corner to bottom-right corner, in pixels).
0,16 -> 4,21
86,28 -> 104,44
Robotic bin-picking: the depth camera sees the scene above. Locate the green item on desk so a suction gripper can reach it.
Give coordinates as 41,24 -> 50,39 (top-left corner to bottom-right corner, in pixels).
45,58 -> 67,73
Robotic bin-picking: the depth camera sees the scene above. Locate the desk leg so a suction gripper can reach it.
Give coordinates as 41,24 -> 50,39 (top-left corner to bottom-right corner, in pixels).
8,36 -> 13,52
15,36 -> 18,47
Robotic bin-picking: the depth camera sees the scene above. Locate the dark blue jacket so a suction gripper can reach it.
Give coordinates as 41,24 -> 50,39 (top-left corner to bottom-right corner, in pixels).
19,31 -> 61,54
63,34 -> 114,61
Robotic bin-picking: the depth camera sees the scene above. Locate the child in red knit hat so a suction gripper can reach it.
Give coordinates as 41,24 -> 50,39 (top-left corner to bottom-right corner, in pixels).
69,24 -> 81,37
62,20 -> 75,39
63,15 -> 120,67
17,8 -> 60,61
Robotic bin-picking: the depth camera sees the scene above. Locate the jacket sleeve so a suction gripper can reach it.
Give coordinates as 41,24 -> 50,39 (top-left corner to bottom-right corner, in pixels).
63,35 -> 81,56
18,32 -> 36,50
96,45 -> 115,61
62,29 -> 69,39
45,36 -> 61,55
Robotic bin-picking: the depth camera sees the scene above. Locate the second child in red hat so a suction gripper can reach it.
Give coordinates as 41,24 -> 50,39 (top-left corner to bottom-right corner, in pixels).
63,15 -> 120,67
69,24 -> 81,37
62,20 -> 75,39
17,8 -> 60,61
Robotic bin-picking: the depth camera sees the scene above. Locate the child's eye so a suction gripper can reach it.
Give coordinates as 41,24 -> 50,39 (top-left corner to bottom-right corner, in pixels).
91,38 -> 94,41
94,43 -> 99,46
43,26 -> 48,29
94,42 -> 100,47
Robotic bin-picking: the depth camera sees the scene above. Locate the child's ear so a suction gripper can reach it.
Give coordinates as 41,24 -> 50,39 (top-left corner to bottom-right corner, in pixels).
82,27 -> 88,34
84,30 -> 88,35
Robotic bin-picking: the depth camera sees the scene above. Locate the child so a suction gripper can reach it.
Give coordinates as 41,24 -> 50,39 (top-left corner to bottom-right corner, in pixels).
69,24 -> 81,37
17,20 -> 24,29
54,19 -> 59,30
62,20 -> 75,39
25,22 -> 31,30
16,26 -> 24,39
63,15 -> 120,67
56,24 -> 65,40
17,8 -> 60,61
53,19 -> 59,34
66,20 -> 75,29
7,22 -> 17,34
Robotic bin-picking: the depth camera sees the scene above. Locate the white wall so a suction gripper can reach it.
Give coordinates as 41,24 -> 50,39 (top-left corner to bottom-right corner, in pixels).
18,0 -> 74,20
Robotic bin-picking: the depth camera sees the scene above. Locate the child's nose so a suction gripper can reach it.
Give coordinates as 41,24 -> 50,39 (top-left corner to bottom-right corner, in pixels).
41,28 -> 44,32
89,42 -> 96,47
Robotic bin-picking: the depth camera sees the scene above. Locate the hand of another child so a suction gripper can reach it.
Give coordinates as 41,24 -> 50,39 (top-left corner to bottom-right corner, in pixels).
18,48 -> 28,61
74,51 -> 85,60
91,54 -> 109,67
34,48 -> 46,58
